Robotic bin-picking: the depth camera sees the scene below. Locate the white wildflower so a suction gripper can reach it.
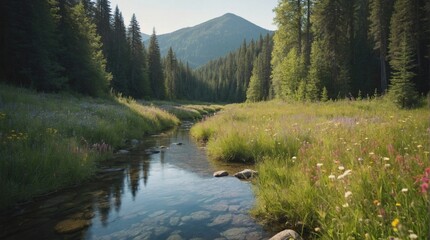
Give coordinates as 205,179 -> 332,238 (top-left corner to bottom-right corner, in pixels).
401,188 -> 408,193
409,234 -> 418,239
328,174 -> 336,180
344,191 -> 353,198
317,163 -> 323,168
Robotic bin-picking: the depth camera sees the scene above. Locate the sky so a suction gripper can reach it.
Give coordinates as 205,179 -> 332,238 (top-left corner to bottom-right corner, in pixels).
109,0 -> 279,34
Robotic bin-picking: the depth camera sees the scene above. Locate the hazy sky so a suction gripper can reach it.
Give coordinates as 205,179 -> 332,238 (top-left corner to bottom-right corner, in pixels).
109,0 -> 278,34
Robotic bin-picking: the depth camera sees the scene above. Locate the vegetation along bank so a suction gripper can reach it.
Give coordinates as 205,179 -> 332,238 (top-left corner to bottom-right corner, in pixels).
0,85 -> 220,209
191,99 -> 429,239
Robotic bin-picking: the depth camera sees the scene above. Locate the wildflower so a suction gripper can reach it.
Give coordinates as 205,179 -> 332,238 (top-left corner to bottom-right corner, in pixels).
314,227 -> 321,232
344,191 -> 352,198
417,145 -> 423,149
409,234 -> 418,239
384,164 -> 391,168
391,218 -> 400,228
342,203 -> 349,208
357,157 -> 363,162
292,156 -> 297,160
421,182 -> 429,193
401,188 -> 408,193
337,169 -> 352,180
317,163 -> 323,168
328,174 -> 336,180
369,152 -> 375,155
383,157 -> 390,161
395,203 -> 401,207
338,166 -> 345,171
373,200 -> 380,206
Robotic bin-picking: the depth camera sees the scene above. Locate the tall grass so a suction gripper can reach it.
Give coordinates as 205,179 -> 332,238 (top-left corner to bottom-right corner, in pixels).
191,99 -> 430,239
0,85 -> 179,208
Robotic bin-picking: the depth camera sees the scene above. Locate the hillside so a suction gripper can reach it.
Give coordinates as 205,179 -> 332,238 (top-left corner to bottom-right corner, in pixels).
145,13 -> 272,68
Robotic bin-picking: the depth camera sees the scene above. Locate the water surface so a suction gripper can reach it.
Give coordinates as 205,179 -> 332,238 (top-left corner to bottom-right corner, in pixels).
0,122 -> 269,240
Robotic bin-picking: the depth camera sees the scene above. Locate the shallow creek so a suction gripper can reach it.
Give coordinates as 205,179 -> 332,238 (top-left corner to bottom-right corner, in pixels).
0,122 -> 271,240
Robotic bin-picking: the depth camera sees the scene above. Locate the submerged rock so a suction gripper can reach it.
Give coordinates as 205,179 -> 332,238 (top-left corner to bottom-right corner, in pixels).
269,229 -> 303,240
173,142 -> 183,146
145,149 -> 161,154
233,169 -> 258,180
213,170 -> 229,177
116,149 -> 129,154
54,219 -> 91,234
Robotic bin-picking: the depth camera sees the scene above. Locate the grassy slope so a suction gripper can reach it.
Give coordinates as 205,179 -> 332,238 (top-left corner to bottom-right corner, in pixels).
191,99 -> 430,239
0,85 -> 183,207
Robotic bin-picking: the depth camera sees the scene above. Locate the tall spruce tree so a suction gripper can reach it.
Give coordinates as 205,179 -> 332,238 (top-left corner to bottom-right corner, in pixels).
369,0 -> 394,93
66,2 -> 111,96
127,14 -> 150,98
95,0 -> 112,68
388,0 -> 419,108
148,29 -> 165,99
164,47 -> 177,100
2,0 -> 66,90
110,6 -> 130,95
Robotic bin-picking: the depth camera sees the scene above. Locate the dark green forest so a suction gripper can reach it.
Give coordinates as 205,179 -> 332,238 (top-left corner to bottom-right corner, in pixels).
1,0 -> 429,107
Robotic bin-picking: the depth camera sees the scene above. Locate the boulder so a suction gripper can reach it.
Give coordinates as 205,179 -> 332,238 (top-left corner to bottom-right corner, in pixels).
116,149 -> 129,154
130,139 -> 139,145
234,169 -> 258,180
269,229 -> 303,240
213,170 -> 229,177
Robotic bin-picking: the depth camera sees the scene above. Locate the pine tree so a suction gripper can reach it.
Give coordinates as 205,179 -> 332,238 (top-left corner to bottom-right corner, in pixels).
164,47 -> 177,100
369,0 -> 393,93
127,14 -> 150,98
110,6 -> 130,95
246,55 -> 264,102
95,0 -> 112,67
388,0 -> 419,108
66,2 -> 111,96
148,29 -> 165,99
2,0 -> 66,90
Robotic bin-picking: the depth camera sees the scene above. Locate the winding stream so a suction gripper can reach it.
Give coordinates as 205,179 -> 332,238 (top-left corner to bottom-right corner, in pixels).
0,122 -> 270,240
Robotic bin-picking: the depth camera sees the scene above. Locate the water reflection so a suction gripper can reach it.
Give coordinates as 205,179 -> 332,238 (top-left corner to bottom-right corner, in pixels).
0,123 -> 270,240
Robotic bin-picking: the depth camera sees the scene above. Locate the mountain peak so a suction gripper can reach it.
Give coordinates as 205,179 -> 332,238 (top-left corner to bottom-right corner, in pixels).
150,14 -> 272,68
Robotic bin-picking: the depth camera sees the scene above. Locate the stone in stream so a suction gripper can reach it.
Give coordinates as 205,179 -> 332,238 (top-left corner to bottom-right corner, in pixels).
145,149 -> 160,154
234,169 -> 258,180
221,227 -> 252,240
116,149 -> 129,154
213,170 -> 229,177
208,213 -> 232,226
173,142 -> 183,146
54,219 -> 91,234
130,139 -> 139,145
269,229 -> 303,240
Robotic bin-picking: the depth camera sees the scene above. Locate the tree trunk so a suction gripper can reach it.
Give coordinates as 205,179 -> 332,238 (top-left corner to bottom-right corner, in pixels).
297,0 -> 302,55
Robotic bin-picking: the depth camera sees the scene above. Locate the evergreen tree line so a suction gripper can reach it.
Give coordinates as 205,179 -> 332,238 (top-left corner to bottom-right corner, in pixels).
269,0 -> 430,107
0,0 -> 169,99
195,34 -> 273,102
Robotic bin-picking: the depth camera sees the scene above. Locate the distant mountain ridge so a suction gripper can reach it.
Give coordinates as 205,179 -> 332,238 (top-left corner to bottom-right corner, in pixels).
144,13 -> 272,68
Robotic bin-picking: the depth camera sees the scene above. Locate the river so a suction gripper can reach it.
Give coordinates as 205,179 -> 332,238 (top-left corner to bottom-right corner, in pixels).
0,122 -> 270,240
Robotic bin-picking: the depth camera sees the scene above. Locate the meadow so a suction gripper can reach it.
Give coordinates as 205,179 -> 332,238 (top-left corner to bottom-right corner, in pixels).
0,85 -> 220,208
191,99 -> 430,239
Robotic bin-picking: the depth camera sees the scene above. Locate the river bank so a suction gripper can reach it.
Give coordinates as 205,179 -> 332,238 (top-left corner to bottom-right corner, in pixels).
0,84 -> 220,209
191,99 -> 430,239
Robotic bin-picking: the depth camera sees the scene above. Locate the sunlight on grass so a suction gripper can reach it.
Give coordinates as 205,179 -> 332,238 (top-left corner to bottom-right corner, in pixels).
191,99 -> 430,239
0,85 -> 179,208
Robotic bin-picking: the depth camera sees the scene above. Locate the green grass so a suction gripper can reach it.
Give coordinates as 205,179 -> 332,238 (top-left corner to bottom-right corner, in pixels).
191,99 -> 430,239
140,100 -> 223,120
0,85 -> 180,208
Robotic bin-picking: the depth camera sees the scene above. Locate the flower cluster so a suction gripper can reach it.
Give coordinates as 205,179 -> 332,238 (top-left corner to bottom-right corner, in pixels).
419,167 -> 430,194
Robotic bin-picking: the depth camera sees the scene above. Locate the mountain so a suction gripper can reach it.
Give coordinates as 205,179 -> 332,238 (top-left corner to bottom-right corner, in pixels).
144,13 -> 273,68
